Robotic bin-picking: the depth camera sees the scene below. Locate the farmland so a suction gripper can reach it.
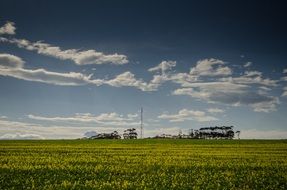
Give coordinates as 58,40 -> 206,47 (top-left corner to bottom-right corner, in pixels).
0,140 -> 286,189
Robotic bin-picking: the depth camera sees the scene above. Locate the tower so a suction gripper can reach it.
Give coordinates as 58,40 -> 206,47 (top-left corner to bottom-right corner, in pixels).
140,107 -> 143,139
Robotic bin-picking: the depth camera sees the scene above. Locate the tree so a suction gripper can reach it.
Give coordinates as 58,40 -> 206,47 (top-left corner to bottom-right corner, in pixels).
123,128 -> 138,139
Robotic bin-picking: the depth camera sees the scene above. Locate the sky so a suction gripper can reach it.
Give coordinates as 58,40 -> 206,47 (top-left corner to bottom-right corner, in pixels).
0,0 -> 287,139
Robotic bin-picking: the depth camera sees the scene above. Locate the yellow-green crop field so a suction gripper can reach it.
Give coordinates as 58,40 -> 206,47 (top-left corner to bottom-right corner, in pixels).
0,139 -> 286,189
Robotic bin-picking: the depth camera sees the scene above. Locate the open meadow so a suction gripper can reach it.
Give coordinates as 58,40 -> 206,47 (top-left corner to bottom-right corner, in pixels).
0,139 -> 286,189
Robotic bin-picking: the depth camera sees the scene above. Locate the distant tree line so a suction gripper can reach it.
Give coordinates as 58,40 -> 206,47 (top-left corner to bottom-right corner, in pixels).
192,126 -> 240,139
82,126 -> 240,140
153,126 -> 240,139
86,128 -> 137,139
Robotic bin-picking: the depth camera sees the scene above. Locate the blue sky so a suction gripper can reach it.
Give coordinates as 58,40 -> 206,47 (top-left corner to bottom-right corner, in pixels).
0,0 -> 287,139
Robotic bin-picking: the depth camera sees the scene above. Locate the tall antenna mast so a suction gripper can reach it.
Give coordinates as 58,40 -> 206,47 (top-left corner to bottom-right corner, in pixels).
140,107 -> 143,139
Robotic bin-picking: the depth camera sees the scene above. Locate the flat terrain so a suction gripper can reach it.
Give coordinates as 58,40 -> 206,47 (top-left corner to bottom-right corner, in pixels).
0,139 -> 286,189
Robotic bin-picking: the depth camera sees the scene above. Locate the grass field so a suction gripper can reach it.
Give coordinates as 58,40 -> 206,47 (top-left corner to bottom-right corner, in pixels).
0,139 -> 286,189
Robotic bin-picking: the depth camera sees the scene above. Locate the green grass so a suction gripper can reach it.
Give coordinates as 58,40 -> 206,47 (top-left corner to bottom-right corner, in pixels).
0,139 -> 286,189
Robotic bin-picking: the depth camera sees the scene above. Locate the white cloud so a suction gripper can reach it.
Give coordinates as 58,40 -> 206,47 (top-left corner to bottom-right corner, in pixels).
243,62 -> 252,67
158,109 -> 218,122
259,86 -> 271,91
0,53 -> 282,110
28,112 -> 140,126
0,53 -> 102,86
0,53 -> 160,91
207,108 -> 225,114
282,76 -> 287,81
0,66 -> 97,86
148,60 -> 176,75
281,70 -> 287,97
0,53 -> 24,68
190,58 -> 232,76
105,71 -> 158,91
169,61 -> 279,113
179,81 -> 248,92
0,37 -> 128,65
219,71 -> 277,87
173,84 -> 279,113
0,22 -> 16,35
282,87 -> 287,97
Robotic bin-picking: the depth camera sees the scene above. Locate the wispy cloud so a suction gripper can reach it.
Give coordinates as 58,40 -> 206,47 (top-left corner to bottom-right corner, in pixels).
0,53 -> 159,90
219,71 -> 278,87
28,112 -> 140,126
0,133 -> 44,139
0,53 -> 99,86
207,108 -> 225,114
158,109 -> 218,122
0,22 -> 16,35
173,86 -> 279,113
0,37 -> 128,65
148,60 -> 176,75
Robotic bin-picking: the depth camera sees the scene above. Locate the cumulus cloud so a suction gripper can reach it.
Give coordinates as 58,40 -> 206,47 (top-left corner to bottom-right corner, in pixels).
0,22 -> 16,35
28,112 -> 140,126
105,71 -> 160,91
158,109 -> 218,122
168,59 -> 279,113
147,58 -> 232,88
0,37 -> 128,65
189,58 -> 232,76
0,53 -> 24,68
